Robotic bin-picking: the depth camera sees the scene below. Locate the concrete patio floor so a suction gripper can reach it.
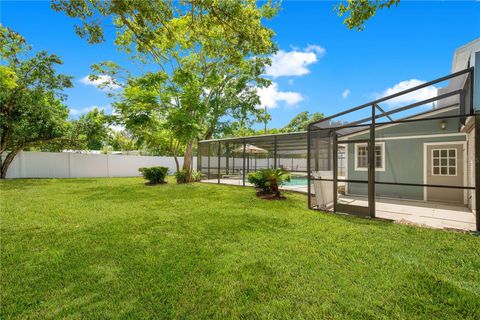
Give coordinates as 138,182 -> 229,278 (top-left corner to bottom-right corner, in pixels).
201,178 -> 476,231
337,195 -> 476,231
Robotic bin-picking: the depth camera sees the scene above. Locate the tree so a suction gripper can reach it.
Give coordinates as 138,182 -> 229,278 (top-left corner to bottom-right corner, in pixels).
0,26 -> 73,178
281,111 -> 324,133
111,73 -> 185,170
108,130 -> 137,153
53,0 -> 277,181
71,108 -> 112,150
335,0 -> 400,30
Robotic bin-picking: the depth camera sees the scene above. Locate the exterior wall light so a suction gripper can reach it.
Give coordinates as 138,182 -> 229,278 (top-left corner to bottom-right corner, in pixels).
440,120 -> 447,130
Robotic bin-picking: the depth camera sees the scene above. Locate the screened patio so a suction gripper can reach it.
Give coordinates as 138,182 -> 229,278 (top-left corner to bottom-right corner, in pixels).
198,67 -> 479,231
307,67 -> 478,231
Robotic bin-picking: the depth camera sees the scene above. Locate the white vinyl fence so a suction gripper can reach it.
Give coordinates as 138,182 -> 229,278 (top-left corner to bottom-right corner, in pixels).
2,151 -> 196,179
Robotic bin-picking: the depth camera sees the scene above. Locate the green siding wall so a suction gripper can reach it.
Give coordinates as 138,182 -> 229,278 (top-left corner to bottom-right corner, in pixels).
345,112 -> 465,200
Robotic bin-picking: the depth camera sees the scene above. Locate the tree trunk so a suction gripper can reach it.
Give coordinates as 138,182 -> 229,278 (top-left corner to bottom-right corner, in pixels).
270,178 -> 280,198
182,141 -> 194,182
173,155 -> 180,173
1,149 -> 19,179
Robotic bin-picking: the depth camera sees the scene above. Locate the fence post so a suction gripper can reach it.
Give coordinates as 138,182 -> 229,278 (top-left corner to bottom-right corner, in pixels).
19,151 -> 24,178
217,141 -> 221,184
68,152 -> 72,178
106,154 -> 110,178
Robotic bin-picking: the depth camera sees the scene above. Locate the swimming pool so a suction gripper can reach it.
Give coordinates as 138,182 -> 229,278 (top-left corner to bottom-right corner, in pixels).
283,176 -> 308,186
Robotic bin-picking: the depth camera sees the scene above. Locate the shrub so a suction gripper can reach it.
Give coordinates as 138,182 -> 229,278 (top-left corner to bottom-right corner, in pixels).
248,168 -> 291,195
192,171 -> 202,182
247,170 -> 270,192
139,166 -> 169,184
175,170 -> 202,184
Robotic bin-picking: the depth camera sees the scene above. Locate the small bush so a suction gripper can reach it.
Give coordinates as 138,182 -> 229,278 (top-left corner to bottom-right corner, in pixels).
175,170 -> 202,184
139,166 -> 169,184
192,171 -> 202,182
247,168 -> 291,197
247,170 -> 270,192
175,170 -> 188,184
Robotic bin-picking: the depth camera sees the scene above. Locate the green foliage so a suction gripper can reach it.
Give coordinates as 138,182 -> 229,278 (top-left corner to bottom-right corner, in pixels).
248,168 -> 291,194
335,0 -> 400,30
71,108 -> 113,150
0,25 -> 73,178
281,111 -> 325,133
52,0 -> 278,179
139,166 -> 169,184
191,170 -> 202,182
112,72 -> 185,158
220,111 -> 324,139
247,170 -> 270,192
107,130 -> 137,152
175,169 -> 201,184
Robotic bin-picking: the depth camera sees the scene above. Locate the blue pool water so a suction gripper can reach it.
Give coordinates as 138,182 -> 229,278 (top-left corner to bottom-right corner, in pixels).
283,177 -> 308,186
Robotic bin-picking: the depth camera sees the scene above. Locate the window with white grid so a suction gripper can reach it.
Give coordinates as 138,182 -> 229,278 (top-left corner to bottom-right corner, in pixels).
432,148 -> 456,176
354,143 -> 384,171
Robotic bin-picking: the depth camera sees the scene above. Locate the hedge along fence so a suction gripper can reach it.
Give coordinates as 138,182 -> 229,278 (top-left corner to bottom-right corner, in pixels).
2,151 -> 197,179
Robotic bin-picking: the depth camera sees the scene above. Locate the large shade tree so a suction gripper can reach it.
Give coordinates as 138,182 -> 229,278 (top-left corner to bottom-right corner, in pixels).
0,26 -> 74,178
53,0 -> 278,181
0,26 -> 116,178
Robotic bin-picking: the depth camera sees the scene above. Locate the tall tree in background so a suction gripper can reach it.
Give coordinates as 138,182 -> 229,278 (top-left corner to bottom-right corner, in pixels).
335,0 -> 400,30
53,0 -> 277,181
71,108 -> 112,151
281,111 -> 325,133
0,26 -> 73,178
108,130 -> 137,153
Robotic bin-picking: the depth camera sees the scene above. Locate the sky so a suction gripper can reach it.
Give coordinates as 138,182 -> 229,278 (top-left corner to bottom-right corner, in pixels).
1,1 -> 480,130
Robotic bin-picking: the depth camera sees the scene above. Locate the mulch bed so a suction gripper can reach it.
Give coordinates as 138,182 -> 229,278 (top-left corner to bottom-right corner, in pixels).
255,190 -> 286,200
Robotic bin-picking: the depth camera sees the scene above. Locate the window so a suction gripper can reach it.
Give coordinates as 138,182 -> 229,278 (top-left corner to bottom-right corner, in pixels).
354,143 -> 385,171
432,148 -> 456,176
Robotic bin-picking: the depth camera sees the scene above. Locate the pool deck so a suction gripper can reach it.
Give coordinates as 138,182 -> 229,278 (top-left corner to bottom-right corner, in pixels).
201,178 -> 476,231
202,178 -> 308,193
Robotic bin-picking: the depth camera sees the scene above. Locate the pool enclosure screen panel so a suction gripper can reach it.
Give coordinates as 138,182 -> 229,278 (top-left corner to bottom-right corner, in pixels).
308,125 -> 371,215
307,67 -> 477,226
198,132 -> 308,186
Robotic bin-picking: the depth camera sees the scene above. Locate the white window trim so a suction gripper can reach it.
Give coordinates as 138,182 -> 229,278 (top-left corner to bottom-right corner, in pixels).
431,148 -> 457,176
354,142 -> 385,172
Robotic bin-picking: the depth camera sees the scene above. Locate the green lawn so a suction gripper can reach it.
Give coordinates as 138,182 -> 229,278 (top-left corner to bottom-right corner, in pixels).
1,178 -> 479,319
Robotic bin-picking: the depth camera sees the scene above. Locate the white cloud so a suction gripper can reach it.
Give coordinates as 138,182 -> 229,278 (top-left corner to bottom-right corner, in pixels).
342,89 -> 350,99
69,104 -> 112,116
256,82 -> 303,109
380,79 -> 437,108
265,45 -> 326,78
305,44 -> 326,56
79,75 -> 120,91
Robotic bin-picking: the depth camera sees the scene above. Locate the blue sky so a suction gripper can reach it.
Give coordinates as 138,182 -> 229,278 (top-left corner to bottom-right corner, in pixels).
2,1 -> 479,129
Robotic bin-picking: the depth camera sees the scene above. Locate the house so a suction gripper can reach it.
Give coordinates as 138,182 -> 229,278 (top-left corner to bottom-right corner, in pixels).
340,39 -> 479,210
341,106 -> 468,204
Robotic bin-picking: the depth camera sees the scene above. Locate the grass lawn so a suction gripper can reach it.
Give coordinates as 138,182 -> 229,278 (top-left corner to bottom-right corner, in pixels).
1,177 -> 479,319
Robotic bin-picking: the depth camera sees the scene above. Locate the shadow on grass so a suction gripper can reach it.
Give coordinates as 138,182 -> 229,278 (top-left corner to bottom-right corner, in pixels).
0,179 -> 56,191
395,269 -> 480,318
